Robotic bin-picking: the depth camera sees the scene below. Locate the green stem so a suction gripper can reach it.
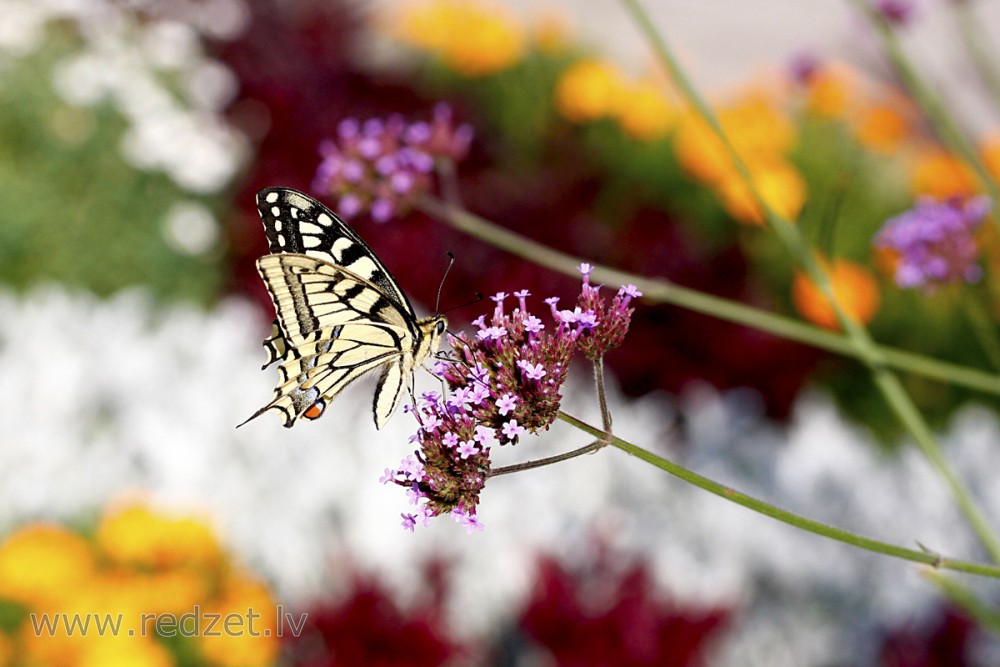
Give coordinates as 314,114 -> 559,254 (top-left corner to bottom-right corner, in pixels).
964,291 -> 1000,371
848,0 -> 1000,230
923,570 -> 1000,636
557,411 -> 1000,579
488,440 -> 603,477
619,0 -> 1000,564
593,356 -> 613,436
417,196 -> 1000,398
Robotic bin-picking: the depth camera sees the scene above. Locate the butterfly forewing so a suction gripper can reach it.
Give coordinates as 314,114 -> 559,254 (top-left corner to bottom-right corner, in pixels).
243,187 -> 447,430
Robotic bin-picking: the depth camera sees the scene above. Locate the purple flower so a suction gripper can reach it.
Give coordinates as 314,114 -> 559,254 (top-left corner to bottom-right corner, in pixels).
524,315 -> 544,334
501,419 -> 525,441
401,513 -> 417,532
517,360 -> 547,380
874,0 -> 914,25
443,432 -> 460,448
496,393 -> 518,416
380,468 -> 395,484
875,196 -> 989,289
473,424 -> 493,446
313,105 -> 474,222
457,440 -> 479,459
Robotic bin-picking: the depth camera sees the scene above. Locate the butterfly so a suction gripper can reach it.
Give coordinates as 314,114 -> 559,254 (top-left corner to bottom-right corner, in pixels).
242,186 -> 447,429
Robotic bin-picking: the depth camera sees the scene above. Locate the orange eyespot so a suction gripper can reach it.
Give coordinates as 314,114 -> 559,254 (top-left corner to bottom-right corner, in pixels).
303,400 -> 326,420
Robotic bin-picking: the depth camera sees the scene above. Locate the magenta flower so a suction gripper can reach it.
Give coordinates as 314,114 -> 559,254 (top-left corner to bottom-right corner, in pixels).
312,105 -> 473,222
874,196 -> 990,290
390,270 -> 640,531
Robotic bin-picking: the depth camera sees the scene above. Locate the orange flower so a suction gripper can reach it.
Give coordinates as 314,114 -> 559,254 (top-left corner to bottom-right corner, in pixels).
616,80 -> 675,141
853,102 -> 910,154
555,60 -> 626,123
910,148 -> 978,199
803,65 -> 856,118
97,503 -> 221,572
0,524 -> 95,609
392,0 -> 524,76
716,161 -> 807,224
197,572 -> 280,667
792,259 -> 880,330
981,132 -> 1000,184
674,94 -> 795,184
0,632 -> 12,667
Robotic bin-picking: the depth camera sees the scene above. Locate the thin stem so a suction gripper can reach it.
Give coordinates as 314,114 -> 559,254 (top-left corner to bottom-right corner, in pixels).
417,196 -> 1000,398
557,411 -> 1000,579
964,292 -> 1000,371
487,440 -> 603,477
619,0 -> 1000,564
848,0 -> 1000,231
593,356 -> 613,437
923,570 -> 1000,636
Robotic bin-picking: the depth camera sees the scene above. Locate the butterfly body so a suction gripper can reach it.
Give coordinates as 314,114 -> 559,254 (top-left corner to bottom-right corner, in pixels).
244,187 -> 446,429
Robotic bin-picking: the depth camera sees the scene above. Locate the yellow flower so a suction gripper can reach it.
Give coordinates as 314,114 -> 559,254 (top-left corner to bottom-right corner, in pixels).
0,632 -> 13,667
853,101 -> 910,154
674,94 -> 795,184
716,160 -> 807,224
555,59 -> 627,123
0,524 -> 95,609
97,503 -> 221,572
198,571 -> 279,667
531,10 -> 571,53
792,259 -> 880,330
616,80 -> 675,141
77,636 -> 174,667
910,148 -> 978,199
393,0 -> 524,76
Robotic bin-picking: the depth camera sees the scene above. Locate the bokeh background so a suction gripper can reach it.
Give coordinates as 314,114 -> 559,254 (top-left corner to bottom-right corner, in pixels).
3,0 -> 1000,664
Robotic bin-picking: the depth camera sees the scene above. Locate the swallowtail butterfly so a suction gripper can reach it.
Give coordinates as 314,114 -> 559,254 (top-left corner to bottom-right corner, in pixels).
242,187 -> 447,429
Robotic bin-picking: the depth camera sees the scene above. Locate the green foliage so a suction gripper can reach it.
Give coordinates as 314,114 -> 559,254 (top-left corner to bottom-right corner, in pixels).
0,28 -> 227,304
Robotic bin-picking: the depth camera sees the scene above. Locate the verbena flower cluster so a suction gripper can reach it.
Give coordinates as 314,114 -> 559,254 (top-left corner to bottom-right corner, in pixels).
383,266 -> 642,533
874,196 -> 991,290
312,103 -> 473,222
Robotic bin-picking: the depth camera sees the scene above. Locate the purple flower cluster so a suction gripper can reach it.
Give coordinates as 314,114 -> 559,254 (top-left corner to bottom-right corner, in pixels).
383,267 -> 642,532
874,196 -> 990,290
572,264 -> 643,360
874,0 -> 915,25
312,103 -> 473,222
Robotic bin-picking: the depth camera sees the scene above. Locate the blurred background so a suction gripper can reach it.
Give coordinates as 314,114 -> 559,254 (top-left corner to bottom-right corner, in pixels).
2,0 -> 1000,664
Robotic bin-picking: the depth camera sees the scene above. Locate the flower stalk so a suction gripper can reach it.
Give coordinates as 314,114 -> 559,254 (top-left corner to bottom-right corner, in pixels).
558,410 -> 1000,579
618,0 -> 1000,564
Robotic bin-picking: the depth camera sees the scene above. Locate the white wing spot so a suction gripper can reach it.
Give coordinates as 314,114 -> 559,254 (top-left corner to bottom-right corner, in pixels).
271,206 -> 281,217
348,256 -> 378,280
266,192 -> 279,203
291,208 -> 300,219
302,235 -> 321,248
299,222 -> 323,235
274,220 -> 282,231
277,234 -> 286,247
317,213 -> 334,227
331,237 -> 353,261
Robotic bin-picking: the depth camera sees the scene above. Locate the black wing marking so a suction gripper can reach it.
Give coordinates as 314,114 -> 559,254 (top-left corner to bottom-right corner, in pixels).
256,186 -> 417,325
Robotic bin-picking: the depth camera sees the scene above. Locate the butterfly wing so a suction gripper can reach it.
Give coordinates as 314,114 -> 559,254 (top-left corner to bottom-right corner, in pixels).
244,253 -> 417,428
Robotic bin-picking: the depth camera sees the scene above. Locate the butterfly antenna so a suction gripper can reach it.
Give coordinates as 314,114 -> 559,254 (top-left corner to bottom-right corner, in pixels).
442,292 -> 483,317
435,252 -> 456,314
